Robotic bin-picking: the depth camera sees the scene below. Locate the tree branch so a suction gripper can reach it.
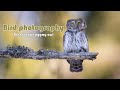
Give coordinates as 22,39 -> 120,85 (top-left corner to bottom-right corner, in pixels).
0,46 -> 98,61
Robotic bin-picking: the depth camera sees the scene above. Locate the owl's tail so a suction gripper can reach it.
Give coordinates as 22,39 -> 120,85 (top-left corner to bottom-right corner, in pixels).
67,60 -> 83,72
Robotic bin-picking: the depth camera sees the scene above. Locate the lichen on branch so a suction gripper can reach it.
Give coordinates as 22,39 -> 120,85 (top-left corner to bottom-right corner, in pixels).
0,45 -> 98,61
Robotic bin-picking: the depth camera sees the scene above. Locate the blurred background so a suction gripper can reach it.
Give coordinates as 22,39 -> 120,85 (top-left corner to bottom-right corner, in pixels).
0,11 -> 120,79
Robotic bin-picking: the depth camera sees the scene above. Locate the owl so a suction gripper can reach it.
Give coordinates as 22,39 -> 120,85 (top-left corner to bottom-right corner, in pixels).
63,18 -> 89,72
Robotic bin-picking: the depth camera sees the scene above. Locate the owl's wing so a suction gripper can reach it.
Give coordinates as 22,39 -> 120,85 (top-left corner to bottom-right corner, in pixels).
77,31 -> 89,52
85,33 -> 89,52
63,31 -> 72,64
85,32 -> 88,41
63,31 -> 72,52
83,33 -> 89,52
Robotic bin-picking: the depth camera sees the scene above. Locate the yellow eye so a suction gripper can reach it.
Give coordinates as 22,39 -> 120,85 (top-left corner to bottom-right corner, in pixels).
78,21 -> 81,25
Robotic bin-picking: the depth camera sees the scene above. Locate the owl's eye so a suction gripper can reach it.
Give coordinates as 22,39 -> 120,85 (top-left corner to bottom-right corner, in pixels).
78,22 -> 80,25
76,21 -> 81,28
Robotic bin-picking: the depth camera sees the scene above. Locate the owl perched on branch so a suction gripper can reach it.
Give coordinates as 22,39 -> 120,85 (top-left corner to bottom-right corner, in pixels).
63,18 -> 89,72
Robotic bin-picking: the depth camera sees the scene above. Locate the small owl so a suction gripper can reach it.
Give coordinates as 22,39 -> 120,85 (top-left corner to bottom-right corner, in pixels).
63,18 -> 89,72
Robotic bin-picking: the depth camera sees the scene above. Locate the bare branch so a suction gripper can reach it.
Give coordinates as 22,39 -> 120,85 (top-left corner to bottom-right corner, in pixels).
0,46 -> 98,61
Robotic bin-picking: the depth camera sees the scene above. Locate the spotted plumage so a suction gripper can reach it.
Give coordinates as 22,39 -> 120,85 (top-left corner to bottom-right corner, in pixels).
63,18 -> 89,72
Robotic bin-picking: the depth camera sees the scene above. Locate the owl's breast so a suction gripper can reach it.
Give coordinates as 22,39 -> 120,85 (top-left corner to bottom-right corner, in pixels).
64,32 -> 82,53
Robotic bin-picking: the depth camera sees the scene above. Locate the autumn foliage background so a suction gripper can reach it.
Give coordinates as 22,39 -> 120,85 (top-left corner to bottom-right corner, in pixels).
0,11 -> 120,79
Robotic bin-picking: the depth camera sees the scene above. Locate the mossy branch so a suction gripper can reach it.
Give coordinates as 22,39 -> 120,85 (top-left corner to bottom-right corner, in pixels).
0,46 -> 98,61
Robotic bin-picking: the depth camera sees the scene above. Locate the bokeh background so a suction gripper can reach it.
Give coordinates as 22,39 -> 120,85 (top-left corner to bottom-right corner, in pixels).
0,11 -> 120,79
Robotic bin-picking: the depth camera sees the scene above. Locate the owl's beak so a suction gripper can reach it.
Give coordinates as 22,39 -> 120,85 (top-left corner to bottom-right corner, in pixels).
78,26 -> 84,31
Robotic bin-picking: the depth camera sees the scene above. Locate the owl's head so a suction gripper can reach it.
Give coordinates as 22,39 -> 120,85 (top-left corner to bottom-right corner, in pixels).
66,18 -> 87,31
67,19 -> 76,31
